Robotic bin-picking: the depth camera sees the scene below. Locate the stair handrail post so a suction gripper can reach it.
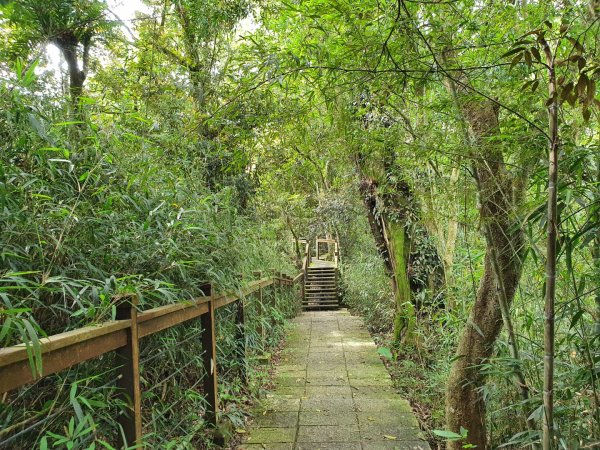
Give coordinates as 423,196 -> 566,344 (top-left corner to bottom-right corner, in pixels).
301,240 -> 310,303
334,241 -> 339,268
269,268 -> 278,328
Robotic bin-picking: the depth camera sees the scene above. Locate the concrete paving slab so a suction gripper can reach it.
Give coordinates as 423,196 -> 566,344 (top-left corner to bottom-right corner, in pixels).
298,411 -> 359,426
240,444 -> 294,450
300,395 -> 355,412
361,441 -> 431,449
260,394 -> 301,412
244,427 -> 296,444
305,385 -> 352,398
353,397 -> 413,413
356,412 -> 419,428
296,443 -> 361,450
305,373 -> 348,386
272,386 -> 306,397
296,425 -> 361,442
274,373 -> 307,387
349,376 -> 393,387
252,411 -> 299,428
277,364 -> 308,373
306,368 -> 347,380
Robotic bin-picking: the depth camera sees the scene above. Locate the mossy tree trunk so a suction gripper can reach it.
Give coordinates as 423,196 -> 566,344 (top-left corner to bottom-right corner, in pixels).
358,175 -> 416,343
386,220 -> 415,343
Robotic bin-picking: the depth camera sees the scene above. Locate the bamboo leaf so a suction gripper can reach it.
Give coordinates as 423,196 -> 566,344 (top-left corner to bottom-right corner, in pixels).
570,309 -> 585,330
510,52 -> 523,69
502,47 -> 525,59
567,37 -> 585,53
433,430 -> 463,440
577,74 -> 588,97
560,82 -> 573,103
587,79 -> 596,104
582,107 -> 591,122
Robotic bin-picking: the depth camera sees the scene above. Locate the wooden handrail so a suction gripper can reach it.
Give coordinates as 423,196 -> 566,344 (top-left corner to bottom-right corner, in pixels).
0,272 -> 301,447
302,241 -> 310,272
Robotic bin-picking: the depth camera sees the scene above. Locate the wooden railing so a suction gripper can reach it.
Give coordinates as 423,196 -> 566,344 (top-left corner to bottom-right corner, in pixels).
334,241 -> 340,268
0,271 -> 300,447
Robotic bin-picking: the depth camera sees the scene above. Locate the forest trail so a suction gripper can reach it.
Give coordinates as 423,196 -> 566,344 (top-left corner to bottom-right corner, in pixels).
241,310 -> 430,449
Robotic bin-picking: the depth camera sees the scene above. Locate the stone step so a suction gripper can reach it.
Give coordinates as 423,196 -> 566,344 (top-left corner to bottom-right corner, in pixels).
306,276 -> 336,280
304,290 -> 337,293
302,300 -> 339,305
304,292 -> 337,295
305,284 -> 337,287
302,304 -> 340,310
303,299 -> 339,304
305,288 -> 337,291
306,279 -> 336,282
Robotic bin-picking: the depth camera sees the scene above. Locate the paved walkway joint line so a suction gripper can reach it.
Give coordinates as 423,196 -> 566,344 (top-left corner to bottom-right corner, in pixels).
242,309 -> 431,450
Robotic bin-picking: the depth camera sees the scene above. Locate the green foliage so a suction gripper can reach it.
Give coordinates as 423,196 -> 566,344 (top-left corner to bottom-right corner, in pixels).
1,0 -> 112,58
433,428 -> 475,448
377,347 -> 393,361
2,0 -> 600,447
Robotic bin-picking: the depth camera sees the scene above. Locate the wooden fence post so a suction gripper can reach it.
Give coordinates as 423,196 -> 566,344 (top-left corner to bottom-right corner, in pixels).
301,271 -> 305,304
252,271 -> 264,341
269,267 -> 277,295
236,275 -> 247,383
278,271 -> 285,311
270,268 -> 279,326
115,294 -> 142,448
200,284 -> 218,429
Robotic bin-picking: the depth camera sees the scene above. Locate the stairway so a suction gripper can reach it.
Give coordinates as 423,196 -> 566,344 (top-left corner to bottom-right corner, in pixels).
302,265 -> 339,310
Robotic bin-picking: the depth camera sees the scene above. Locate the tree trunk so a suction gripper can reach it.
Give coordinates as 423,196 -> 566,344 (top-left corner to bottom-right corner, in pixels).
53,36 -> 86,112
385,219 -> 415,342
588,0 -> 600,375
542,40 -> 559,450
443,167 -> 460,288
358,176 -> 415,342
594,158 -> 600,337
359,177 -> 394,275
444,97 -> 525,449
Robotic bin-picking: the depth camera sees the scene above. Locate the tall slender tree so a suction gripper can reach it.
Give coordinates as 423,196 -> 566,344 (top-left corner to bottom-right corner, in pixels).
3,0 -> 111,111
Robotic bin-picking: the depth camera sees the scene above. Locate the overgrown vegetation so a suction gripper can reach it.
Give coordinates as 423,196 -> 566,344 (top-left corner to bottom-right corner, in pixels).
2,0 -> 600,448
